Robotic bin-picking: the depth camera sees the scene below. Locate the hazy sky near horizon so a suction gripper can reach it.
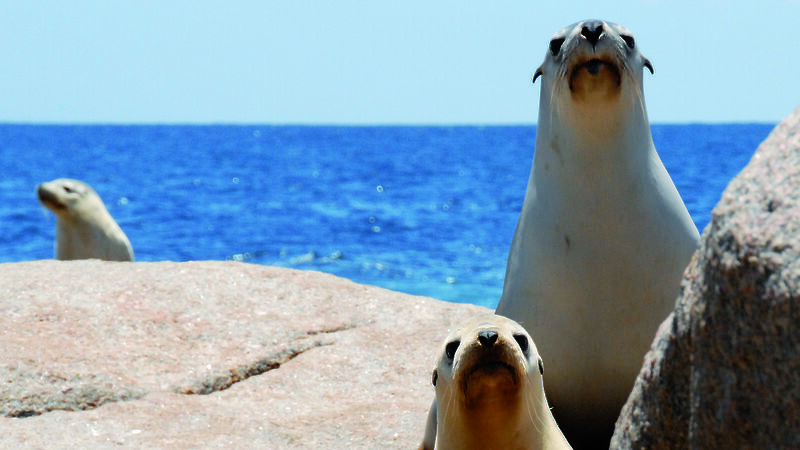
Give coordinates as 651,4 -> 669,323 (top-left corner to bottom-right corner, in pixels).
1,1 -> 798,124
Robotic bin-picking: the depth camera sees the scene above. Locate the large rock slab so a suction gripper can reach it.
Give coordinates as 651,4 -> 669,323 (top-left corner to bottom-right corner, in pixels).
0,260 -> 489,448
612,106 -> 800,448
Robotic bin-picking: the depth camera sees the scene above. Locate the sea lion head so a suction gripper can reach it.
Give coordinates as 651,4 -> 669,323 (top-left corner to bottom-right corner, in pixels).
37,178 -> 106,223
427,314 -> 570,449
534,19 -> 653,97
433,314 -> 544,410
533,19 -> 654,140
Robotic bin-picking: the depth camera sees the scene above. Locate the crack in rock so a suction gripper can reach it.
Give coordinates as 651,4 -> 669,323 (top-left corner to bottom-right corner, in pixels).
306,322 -> 358,336
3,324 -> 357,416
176,339 -> 331,395
1,367 -> 145,418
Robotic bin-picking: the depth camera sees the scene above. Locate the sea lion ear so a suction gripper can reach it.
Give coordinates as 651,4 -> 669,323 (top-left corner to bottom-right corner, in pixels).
432,369 -> 438,386
644,58 -> 654,74
533,67 -> 543,84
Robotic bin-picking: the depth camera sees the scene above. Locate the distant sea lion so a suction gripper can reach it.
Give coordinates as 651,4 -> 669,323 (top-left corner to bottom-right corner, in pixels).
420,314 -> 570,450
495,20 -> 699,446
37,178 -> 134,261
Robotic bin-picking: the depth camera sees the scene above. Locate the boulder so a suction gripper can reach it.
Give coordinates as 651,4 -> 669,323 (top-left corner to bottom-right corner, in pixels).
0,260 -> 489,448
612,106 -> 800,448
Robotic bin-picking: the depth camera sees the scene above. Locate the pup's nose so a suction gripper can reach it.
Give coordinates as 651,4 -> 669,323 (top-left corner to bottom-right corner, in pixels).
478,330 -> 498,348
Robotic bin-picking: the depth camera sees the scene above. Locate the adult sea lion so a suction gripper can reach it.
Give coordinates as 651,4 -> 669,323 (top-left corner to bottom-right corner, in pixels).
421,314 -> 570,450
495,20 -> 699,446
37,178 -> 134,261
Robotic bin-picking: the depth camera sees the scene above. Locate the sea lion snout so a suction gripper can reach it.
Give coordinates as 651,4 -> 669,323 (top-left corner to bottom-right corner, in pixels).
37,184 -> 56,204
580,21 -> 604,47
477,329 -> 498,348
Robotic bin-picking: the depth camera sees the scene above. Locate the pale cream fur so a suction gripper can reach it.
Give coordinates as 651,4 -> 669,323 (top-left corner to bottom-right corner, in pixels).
421,314 -> 570,450
38,178 -> 134,262
496,20 -> 699,442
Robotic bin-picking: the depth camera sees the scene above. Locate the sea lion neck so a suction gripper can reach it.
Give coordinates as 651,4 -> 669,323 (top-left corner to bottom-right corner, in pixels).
534,104 -> 653,178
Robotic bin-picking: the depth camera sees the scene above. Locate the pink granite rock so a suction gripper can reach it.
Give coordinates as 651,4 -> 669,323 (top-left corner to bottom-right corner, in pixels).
0,260 -> 489,448
612,106 -> 800,448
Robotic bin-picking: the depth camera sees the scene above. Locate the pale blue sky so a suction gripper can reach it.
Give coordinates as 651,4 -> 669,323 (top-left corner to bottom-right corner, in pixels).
1,1 -> 797,124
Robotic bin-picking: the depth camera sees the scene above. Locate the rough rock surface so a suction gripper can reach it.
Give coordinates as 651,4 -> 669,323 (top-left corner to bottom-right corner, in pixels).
0,260 -> 490,448
612,106 -> 800,448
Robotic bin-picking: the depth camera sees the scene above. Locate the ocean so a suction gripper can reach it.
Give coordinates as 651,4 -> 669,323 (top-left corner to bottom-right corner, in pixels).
0,124 -> 773,308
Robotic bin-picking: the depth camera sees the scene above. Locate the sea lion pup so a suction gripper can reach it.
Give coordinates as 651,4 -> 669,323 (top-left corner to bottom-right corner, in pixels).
37,178 -> 134,261
495,20 -> 699,446
420,314 -> 570,450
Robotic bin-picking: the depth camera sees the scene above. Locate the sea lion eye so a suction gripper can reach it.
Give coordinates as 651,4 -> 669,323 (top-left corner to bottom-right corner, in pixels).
538,358 -> 544,375
621,35 -> 635,49
513,334 -> 529,352
549,37 -> 565,56
445,340 -> 460,360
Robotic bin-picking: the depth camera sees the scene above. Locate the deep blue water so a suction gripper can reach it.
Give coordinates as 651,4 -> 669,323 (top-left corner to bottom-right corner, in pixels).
0,124 -> 773,308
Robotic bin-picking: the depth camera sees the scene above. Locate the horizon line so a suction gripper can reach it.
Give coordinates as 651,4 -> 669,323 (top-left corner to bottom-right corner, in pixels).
0,120 -> 778,127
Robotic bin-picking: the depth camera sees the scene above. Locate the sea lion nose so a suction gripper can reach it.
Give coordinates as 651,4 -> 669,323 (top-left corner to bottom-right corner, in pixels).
580,21 -> 604,47
478,330 -> 498,348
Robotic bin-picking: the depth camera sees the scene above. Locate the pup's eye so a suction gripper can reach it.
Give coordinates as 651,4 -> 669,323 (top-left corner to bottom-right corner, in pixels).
513,334 -> 529,352
445,340 -> 460,359
549,37 -> 565,56
621,35 -> 635,49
